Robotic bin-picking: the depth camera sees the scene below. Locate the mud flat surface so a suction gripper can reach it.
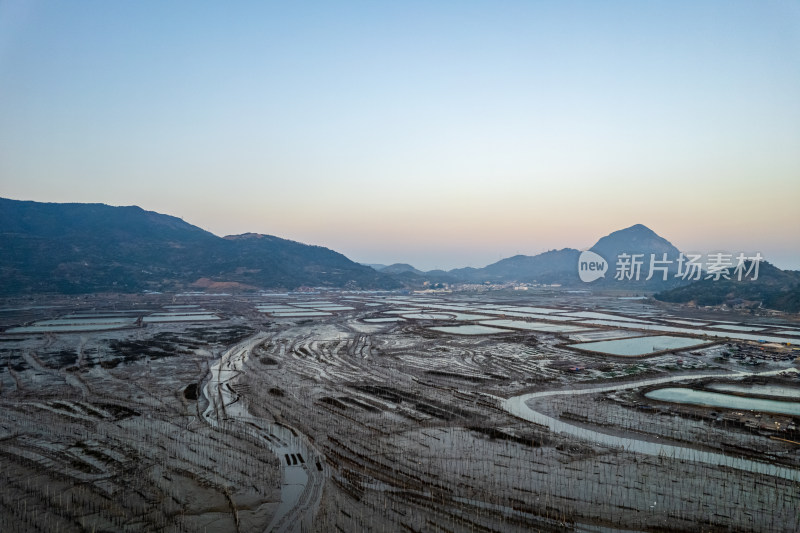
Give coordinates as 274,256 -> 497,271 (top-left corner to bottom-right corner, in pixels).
1,291 -> 799,531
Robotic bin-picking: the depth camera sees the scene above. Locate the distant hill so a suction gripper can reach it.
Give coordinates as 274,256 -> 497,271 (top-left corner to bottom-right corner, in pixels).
0,198 -> 399,294
449,249 -> 579,283
445,224 -> 686,288
590,224 -> 680,266
655,260 -> 800,313
586,223 -> 684,289
382,269 -> 458,289
378,263 -> 425,275
360,263 -> 458,288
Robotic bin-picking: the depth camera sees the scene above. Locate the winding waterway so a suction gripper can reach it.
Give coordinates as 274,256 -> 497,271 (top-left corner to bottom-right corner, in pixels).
503,369 -> 800,481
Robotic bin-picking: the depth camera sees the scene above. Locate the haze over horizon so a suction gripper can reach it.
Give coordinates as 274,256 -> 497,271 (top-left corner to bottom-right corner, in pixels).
2,1 -> 798,272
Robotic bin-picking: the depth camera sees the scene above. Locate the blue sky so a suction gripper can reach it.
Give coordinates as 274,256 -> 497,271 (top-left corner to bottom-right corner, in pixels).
1,1 -> 798,270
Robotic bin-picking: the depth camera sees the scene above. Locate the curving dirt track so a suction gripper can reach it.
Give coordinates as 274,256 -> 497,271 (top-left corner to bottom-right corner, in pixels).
200,332 -> 326,532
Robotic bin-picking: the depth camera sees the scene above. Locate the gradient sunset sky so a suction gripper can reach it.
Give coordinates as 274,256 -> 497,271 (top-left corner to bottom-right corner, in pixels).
1,1 -> 798,270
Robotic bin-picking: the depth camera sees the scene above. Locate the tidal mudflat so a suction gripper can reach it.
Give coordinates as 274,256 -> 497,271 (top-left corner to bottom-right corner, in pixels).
0,292 -> 798,532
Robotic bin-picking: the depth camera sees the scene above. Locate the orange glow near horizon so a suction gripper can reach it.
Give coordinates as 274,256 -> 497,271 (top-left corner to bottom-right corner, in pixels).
2,2 -> 798,270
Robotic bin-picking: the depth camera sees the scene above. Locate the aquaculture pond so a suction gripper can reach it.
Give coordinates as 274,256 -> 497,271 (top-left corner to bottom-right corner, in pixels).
561,311 -> 652,323
447,312 -> 493,321
3,313 -> 144,333
567,335 -> 710,357
4,322 -> 137,333
708,324 -> 766,332
774,330 -> 800,337
37,317 -> 138,325
645,388 -> 800,416
480,319 -> 589,333
401,313 -> 454,320
148,311 -> 214,316
664,319 -> 709,326
269,311 -> 332,317
498,306 -> 561,314
706,382 -> 800,399
568,330 -> 643,342
428,325 -> 512,335
143,314 -> 221,322
69,310 -> 151,317
498,311 -> 579,322
256,307 -> 298,313
571,320 -> 800,344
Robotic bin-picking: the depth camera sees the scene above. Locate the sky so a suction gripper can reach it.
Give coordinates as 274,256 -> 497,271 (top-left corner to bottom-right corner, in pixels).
1,1 -> 798,271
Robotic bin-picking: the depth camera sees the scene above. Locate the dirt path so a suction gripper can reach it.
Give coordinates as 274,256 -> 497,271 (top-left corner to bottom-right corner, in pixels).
201,332 -> 326,532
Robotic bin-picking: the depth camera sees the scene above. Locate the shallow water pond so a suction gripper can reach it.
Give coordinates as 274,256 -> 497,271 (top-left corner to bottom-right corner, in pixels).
480,319 -> 590,333
566,335 -> 709,356
143,314 -> 221,322
498,311 -> 579,321
568,330 -> 642,342
645,387 -> 800,416
428,325 -> 512,335
561,311 -> 652,323
448,312 -> 492,321
38,317 -> 137,325
664,319 -> 708,326
708,324 -> 766,332
773,330 -> 800,337
498,306 -> 561,314
706,382 -> 800,399
401,313 -> 454,320
571,320 -> 799,345
269,311 -> 332,317
5,323 -> 136,333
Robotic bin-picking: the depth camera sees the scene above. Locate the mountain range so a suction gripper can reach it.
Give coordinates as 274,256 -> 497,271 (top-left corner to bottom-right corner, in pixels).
419,223 -> 685,289
365,224 -> 682,288
0,198 -> 398,295
1,198 -> 797,312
